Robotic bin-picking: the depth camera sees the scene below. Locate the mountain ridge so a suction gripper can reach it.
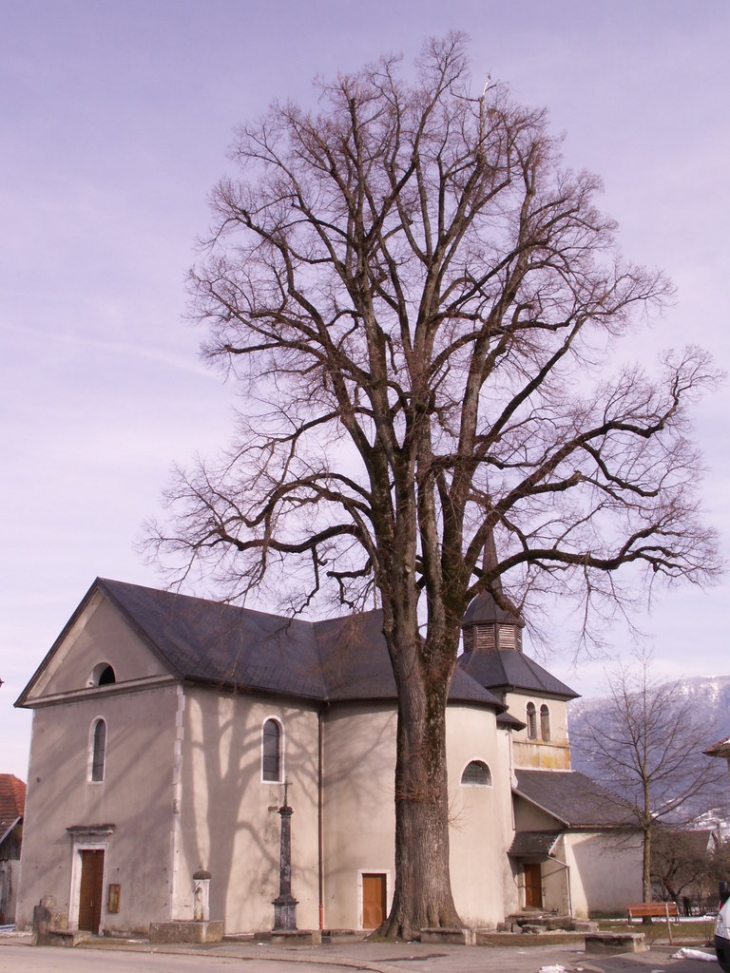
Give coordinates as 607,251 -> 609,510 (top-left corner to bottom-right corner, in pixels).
568,673 -> 730,830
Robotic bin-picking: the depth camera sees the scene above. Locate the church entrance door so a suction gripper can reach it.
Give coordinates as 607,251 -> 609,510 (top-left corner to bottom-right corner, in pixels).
524,862 -> 542,909
78,850 -> 104,933
362,873 -> 387,928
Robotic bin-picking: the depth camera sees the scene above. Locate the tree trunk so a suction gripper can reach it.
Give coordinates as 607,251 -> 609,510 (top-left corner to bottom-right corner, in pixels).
643,825 -> 652,901
377,650 -> 461,940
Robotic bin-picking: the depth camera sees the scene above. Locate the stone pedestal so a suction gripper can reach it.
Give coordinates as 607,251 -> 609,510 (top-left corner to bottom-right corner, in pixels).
585,932 -> 648,954
192,870 -> 211,921
31,896 -> 77,947
273,893 -> 298,931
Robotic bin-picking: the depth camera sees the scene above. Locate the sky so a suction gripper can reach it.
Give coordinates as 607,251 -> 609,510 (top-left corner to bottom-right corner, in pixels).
2,1 -> 729,780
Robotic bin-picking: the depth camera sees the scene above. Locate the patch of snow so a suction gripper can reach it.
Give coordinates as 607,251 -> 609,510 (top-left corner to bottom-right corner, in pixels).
671,947 -> 717,962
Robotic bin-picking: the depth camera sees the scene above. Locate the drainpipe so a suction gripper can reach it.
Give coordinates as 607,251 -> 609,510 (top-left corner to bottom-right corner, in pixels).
318,705 -> 327,931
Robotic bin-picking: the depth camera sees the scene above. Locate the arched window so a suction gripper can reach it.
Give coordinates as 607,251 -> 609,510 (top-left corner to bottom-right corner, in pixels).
526,702 -> 537,740
540,704 -> 551,742
90,719 -> 106,782
98,665 -> 116,685
262,719 -> 282,782
460,760 -> 492,786
88,663 -> 116,687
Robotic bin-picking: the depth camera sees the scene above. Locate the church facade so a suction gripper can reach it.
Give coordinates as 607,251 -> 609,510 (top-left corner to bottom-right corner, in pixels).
15,577 -> 640,935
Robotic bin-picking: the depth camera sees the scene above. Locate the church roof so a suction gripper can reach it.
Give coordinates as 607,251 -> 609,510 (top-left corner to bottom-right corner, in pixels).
458,648 -> 578,700
462,589 -> 524,628
310,610 -> 499,706
513,769 -> 635,829
507,830 -> 562,858
100,578 -> 329,700
463,529 -> 524,628
496,710 -> 527,730
19,578 -> 506,712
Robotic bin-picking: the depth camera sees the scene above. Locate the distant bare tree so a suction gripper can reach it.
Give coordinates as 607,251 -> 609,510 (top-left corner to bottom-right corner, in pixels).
147,36 -> 721,937
575,654 -> 726,900
710,841 -> 730,892
651,825 -> 716,912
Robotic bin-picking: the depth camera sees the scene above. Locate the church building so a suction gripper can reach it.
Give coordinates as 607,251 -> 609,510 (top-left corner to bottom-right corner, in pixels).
14,576 -> 640,935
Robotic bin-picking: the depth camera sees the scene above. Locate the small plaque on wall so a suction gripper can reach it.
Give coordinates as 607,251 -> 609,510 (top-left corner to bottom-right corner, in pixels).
107,884 -> 121,914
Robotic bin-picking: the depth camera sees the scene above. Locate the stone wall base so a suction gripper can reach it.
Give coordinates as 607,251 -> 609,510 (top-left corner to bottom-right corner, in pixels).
420,927 -> 475,946
35,929 -> 90,947
149,920 -> 224,944
271,929 -> 322,946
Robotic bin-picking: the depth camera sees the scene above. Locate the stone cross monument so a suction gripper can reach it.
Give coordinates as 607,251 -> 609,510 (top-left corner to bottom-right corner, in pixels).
272,778 -> 298,931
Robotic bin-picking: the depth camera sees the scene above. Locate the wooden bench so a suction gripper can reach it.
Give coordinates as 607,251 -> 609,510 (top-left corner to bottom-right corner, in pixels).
627,902 -> 679,943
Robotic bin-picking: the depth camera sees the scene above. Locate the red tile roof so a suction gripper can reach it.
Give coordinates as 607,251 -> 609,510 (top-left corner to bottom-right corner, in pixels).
0,774 -> 26,837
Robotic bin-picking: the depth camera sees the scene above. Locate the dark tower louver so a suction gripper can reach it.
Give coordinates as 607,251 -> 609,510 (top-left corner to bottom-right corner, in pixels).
462,529 -> 525,654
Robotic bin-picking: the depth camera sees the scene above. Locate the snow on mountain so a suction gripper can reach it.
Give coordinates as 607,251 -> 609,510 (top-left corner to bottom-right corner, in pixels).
568,673 -> 730,828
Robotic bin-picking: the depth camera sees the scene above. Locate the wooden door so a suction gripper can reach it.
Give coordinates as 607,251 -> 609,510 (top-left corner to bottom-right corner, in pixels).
78,850 -> 104,933
524,862 -> 542,909
362,873 -> 387,929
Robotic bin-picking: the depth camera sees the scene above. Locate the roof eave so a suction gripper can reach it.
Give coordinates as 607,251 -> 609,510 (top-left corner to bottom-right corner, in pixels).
15,577 -> 103,708
512,786 -> 571,827
95,579 -> 187,681
0,816 -> 21,847
182,676 -> 328,705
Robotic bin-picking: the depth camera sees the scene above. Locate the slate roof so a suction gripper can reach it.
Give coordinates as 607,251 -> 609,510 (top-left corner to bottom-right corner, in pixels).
463,530 -> 524,628
458,648 -> 578,700
497,710 -> 527,730
311,610 -> 499,706
20,578 -> 505,712
513,769 -> 635,829
0,774 -> 25,845
705,736 -> 730,759
508,831 -> 562,858
462,590 -> 524,628
652,825 -> 715,857
101,579 -> 329,700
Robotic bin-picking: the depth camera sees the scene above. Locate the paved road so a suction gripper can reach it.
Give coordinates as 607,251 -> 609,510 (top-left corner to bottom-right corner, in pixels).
0,935 -> 720,973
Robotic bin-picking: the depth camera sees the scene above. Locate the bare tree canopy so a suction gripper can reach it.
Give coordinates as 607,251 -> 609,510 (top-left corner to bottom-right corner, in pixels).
651,825 -> 716,912
574,654 -> 727,900
147,35 -> 721,937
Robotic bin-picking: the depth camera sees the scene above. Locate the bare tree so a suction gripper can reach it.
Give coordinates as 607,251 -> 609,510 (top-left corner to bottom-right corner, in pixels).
651,825 -> 716,912
710,840 -> 730,892
147,36 -> 721,937
574,655 -> 726,901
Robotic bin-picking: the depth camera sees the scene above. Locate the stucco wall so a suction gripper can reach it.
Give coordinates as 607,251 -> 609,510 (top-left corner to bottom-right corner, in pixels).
321,701 -> 512,931
178,687 -> 321,933
24,593 -> 170,700
16,684 -> 179,933
496,727 -> 521,917
506,692 -> 571,771
540,834 -> 571,914
446,705 -> 510,929
565,831 -> 642,916
513,795 -> 561,833
321,703 -> 396,929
